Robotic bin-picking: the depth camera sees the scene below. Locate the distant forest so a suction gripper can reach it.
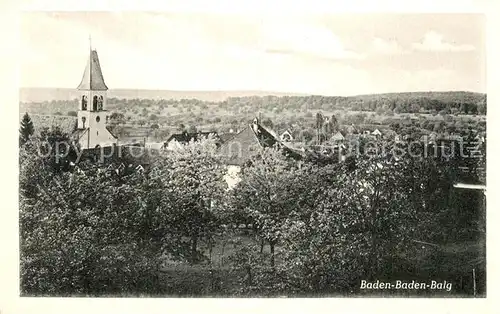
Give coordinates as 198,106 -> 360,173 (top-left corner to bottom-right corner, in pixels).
20,91 -> 487,116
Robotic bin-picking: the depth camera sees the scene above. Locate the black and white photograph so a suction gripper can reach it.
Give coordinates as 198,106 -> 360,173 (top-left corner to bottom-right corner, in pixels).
15,7 -> 489,301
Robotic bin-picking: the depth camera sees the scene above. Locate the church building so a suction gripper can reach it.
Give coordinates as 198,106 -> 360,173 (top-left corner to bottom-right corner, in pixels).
72,47 -> 118,149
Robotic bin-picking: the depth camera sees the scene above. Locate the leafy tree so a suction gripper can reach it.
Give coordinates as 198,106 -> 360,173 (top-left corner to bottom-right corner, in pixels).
20,138 -> 228,294
262,118 -> 274,128
228,147 -> 303,267
177,123 -> 186,132
20,128 -> 77,188
151,137 -> 226,263
315,112 -> 324,142
109,112 -> 126,127
477,100 -> 486,115
271,144 -> 444,293
19,112 -> 35,145
20,164 -> 165,295
433,121 -> 445,133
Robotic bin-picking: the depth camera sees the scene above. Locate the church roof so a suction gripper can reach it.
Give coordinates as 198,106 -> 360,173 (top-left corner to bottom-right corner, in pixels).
72,128 -> 89,142
77,50 -> 108,91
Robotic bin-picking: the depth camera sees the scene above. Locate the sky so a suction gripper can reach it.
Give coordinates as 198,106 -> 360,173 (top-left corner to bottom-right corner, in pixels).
19,12 -> 486,96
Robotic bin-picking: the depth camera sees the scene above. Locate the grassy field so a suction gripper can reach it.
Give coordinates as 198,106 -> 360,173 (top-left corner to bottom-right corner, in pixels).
148,228 -> 486,297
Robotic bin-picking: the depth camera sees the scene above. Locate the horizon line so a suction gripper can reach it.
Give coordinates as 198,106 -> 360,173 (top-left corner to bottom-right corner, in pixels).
19,86 -> 487,97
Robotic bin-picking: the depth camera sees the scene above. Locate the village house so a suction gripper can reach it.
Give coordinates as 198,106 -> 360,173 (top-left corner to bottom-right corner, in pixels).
331,131 -> 345,142
164,131 -> 220,150
280,129 -> 294,142
218,132 -> 237,144
371,129 -> 382,137
219,117 -> 303,188
346,124 -> 358,134
219,117 -> 303,166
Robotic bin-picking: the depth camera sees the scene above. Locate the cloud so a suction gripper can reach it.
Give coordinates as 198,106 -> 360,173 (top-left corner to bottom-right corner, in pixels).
371,37 -> 405,55
412,30 -> 476,52
19,12 -> 484,95
260,20 -> 364,60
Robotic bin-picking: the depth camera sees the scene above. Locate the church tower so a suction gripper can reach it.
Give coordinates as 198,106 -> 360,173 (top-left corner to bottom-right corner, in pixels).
75,43 -> 117,149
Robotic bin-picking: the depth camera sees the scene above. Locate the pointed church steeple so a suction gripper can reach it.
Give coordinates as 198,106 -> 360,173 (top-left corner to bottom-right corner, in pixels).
77,49 -> 108,91
74,42 -> 117,149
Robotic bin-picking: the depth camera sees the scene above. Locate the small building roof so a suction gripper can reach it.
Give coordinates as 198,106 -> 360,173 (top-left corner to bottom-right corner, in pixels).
166,131 -> 219,144
219,132 -> 237,144
331,131 -> 345,141
219,126 -> 261,166
219,119 -> 303,166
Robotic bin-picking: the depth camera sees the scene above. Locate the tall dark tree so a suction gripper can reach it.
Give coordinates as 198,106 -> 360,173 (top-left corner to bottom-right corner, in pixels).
316,112 -> 324,143
19,112 -> 35,145
330,114 -> 338,132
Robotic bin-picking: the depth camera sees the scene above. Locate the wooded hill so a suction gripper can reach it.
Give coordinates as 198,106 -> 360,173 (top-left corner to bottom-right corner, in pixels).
20,91 -> 486,117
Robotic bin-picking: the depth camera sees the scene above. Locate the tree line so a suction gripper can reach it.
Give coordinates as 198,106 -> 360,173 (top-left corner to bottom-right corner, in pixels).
20,91 -> 486,117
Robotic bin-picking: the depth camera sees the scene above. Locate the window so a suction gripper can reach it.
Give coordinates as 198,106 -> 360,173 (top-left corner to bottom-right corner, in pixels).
81,95 -> 88,110
98,96 -> 104,110
96,116 -> 100,123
